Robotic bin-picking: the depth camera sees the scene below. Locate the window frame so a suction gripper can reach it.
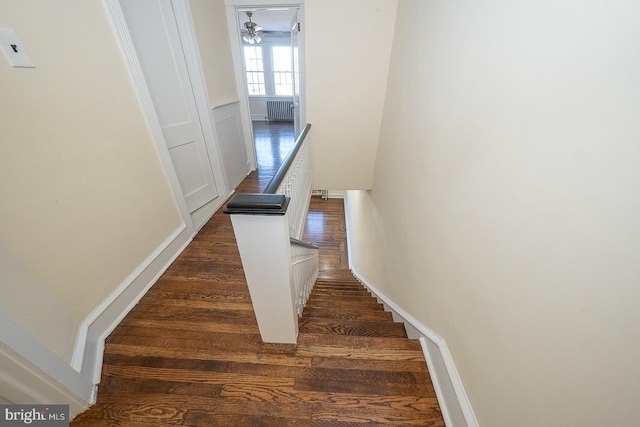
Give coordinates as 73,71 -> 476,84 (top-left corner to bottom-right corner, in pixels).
242,34 -> 293,99
243,45 -> 266,96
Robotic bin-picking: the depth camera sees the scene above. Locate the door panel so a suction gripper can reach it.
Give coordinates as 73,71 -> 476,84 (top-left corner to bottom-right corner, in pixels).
170,143 -> 212,204
120,0 -> 219,213
213,104 -> 247,190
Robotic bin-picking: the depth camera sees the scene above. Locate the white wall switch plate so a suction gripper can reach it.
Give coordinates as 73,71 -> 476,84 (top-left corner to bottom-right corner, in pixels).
0,29 -> 35,68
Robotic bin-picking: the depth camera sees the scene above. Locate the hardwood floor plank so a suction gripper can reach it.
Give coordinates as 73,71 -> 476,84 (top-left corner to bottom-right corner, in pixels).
75,402 -> 187,425
116,318 -> 259,334
96,376 -> 223,400
311,356 -> 429,373
296,366 -> 425,385
101,365 -> 295,389
104,344 -> 312,368
106,327 -> 261,347
294,377 -> 432,397
136,296 -> 254,311
295,344 -> 425,361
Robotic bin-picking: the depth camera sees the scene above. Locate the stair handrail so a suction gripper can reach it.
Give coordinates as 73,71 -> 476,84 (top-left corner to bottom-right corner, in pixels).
264,123 -> 312,240
264,124 -> 311,194
290,237 -> 319,250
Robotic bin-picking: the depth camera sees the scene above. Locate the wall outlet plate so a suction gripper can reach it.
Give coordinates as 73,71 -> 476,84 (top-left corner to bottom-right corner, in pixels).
0,28 -> 35,68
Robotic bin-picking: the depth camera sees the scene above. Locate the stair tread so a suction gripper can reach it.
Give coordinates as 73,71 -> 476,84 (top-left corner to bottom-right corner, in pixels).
313,287 -> 371,297
298,333 -> 421,350
316,280 -> 362,286
311,293 -> 373,299
314,280 -> 364,287
306,296 -> 381,304
313,285 -> 368,290
304,301 -> 385,312
317,269 -> 357,280
301,307 -> 393,321
308,294 -> 378,304
299,317 -> 407,338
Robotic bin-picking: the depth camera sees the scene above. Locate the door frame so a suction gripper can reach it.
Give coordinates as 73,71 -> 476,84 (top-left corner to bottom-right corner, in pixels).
103,0 -> 230,235
224,0 -> 307,172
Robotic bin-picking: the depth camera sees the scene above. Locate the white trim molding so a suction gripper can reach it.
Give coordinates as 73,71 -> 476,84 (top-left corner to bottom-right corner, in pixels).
0,315 -> 94,417
72,224 -> 192,385
344,199 -> 479,427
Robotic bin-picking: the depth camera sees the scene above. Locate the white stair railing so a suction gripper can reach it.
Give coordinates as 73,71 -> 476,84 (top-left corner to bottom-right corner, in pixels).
274,135 -> 312,240
225,124 -> 318,344
290,238 -> 319,316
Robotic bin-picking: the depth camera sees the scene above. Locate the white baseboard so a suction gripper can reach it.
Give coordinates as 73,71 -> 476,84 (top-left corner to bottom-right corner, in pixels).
72,224 -> 192,386
311,190 -> 345,199
349,270 -> 479,427
0,315 -> 95,417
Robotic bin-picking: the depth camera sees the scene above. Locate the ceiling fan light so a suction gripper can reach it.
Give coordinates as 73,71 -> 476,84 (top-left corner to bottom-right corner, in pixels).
242,11 -> 263,44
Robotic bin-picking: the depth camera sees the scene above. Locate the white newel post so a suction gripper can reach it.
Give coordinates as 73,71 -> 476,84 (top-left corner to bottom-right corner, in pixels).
225,194 -> 298,344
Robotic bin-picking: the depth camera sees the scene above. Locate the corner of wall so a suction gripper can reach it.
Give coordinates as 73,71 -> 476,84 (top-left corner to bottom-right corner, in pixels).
0,315 -> 94,417
71,224 -> 192,385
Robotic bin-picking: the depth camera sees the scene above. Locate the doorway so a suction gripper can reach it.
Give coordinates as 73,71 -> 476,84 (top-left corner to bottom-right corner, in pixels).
225,2 -> 306,175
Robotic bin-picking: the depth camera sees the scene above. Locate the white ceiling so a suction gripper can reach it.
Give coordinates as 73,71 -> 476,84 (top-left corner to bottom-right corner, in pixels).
238,8 -> 296,33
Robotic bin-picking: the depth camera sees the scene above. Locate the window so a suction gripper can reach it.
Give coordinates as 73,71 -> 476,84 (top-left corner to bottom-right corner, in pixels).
272,46 -> 293,96
243,46 -> 265,95
242,42 -> 293,97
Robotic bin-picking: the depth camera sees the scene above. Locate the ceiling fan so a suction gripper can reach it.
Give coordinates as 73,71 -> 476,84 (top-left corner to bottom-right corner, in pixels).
242,12 -> 264,44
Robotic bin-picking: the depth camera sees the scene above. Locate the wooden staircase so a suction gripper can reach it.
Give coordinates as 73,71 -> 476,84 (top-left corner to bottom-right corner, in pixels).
302,271 -> 404,335
295,269 -> 446,426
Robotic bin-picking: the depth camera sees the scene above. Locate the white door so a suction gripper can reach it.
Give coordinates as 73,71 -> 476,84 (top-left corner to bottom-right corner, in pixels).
120,0 -> 220,213
290,9 -> 302,138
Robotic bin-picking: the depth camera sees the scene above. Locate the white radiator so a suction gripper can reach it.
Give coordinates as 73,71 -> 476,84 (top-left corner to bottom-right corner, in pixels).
267,100 -> 294,121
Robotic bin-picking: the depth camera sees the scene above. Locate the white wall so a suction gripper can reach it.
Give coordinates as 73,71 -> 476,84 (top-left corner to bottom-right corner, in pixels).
347,1 -> 640,426
305,0 -> 398,190
0,0 -> 181,369
190,0 -> 239,107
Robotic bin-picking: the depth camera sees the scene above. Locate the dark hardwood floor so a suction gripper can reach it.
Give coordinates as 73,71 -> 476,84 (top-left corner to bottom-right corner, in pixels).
253,120 -> 296,189
70,123 -> 444,426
